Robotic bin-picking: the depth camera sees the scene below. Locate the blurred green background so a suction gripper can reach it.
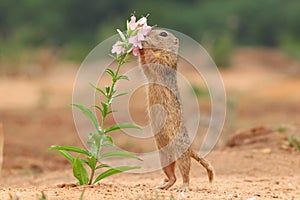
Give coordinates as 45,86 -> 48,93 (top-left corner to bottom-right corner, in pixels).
1,0 -> 300,65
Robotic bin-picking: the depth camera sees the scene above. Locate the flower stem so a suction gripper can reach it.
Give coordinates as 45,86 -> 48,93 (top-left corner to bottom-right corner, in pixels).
91,55 -> 126,184
88,168 -> 95,185
108,62 -> 122,99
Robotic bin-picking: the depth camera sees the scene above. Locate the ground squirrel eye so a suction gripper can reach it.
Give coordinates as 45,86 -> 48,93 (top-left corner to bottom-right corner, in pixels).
159,32 -> 168,37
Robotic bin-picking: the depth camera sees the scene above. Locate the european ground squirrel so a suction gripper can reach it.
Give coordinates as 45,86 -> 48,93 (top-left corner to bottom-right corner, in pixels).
139,29 -> 214,191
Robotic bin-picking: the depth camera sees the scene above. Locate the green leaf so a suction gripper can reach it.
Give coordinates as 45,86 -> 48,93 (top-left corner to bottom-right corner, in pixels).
123,53 -> 132,63
91,133 -> 101,146
57,150 -> 75,164
105,85 -> 110,95
107,110 -> 118,115
117,29 -> 126,41
94,105 -> 103,115
72,104 -> 99,131
93,166 -> 140,184
88,133 -> 101,157
116,75 -> 129,81
87,156 -> 97,170
89,83 -> 106,97
89,143 -> 98,159
50,145 -> 90,156
126,20 -> 129,32
80,158 -> 89,166
131,29 -> 139,37
95,163 -> 111,170
114,91 -> 129,98
104,123 -> 141,133
108,54 -> 117,60
105,68 -> 115,78
101,102 -> 108,117
73,157 -> 89,185
100,135 -> 114,147
104,135 -> 113,144
99,151 -> 142,161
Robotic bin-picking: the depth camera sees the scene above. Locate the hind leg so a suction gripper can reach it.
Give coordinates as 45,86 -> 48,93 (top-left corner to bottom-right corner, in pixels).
177,153 -> 191,192
156,162 -> 176,190
156,151 -> 176,190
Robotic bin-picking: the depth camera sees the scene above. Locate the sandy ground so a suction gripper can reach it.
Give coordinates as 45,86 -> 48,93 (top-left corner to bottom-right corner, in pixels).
0,48 -> 299,200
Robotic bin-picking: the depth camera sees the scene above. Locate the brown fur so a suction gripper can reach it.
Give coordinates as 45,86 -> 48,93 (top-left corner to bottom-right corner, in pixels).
139,29 -> 214,191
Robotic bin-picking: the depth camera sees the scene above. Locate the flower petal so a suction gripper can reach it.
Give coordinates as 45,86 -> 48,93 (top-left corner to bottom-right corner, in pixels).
129,15 -> 137,30
137,31 -> 145,41
111,41 -> 125,55
141,23 -> 152,36
128,35 -> 142,48
132,47 -> 139,56
136,17 -> 147,26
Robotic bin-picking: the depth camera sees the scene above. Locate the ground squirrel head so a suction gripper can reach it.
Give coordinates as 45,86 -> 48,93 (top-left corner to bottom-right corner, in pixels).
139,29 -> 179,69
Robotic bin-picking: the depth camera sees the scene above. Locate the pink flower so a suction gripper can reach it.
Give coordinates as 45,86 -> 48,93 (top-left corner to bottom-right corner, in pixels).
129,16 -> 151,32
111,41 -> 125,55
136,17 -> 147,26
132,47 -> 139,56
112,14 -> 153,57
140,23 -> 152,37
137,31 -> 145,41
129,35 -> 142,49
128,15 -> 137,30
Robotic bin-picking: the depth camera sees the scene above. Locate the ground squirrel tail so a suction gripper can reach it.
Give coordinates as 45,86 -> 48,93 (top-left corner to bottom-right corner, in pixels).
190,150 -> 214,183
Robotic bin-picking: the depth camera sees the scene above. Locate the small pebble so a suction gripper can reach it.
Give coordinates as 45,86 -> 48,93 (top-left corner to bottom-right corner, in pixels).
260,148 -> 272,154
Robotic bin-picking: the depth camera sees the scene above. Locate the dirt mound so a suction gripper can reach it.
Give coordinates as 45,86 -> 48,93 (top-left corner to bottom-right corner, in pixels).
226,125 -> 299,151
